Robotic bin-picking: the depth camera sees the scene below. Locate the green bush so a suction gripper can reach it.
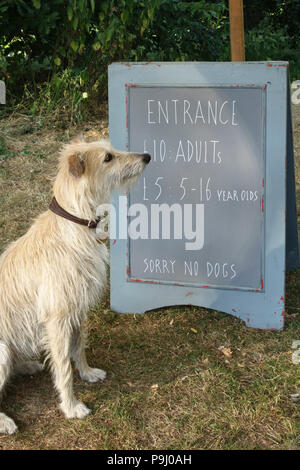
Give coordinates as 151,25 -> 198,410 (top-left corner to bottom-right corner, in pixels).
243,1 -> 300,81
0,0 -> 165,118
0,0 -> 299,121
245,21 -> 300,81
142,0 -> 229,62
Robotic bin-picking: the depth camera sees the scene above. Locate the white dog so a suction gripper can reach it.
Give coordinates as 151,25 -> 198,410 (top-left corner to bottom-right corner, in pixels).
0,137 -> 150,434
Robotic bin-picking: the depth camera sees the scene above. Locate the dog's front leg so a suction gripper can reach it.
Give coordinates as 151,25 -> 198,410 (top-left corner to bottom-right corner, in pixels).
47,320 -> 91,419
71,325 -> 107,383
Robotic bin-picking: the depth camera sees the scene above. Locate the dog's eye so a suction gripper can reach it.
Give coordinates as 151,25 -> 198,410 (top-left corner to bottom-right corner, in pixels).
104,153 -> 113,162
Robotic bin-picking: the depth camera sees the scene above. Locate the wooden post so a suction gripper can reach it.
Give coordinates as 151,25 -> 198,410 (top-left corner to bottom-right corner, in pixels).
229,0 -> 245,61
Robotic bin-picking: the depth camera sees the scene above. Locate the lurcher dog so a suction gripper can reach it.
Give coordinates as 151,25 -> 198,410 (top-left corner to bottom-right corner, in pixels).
0,137 -> 151,434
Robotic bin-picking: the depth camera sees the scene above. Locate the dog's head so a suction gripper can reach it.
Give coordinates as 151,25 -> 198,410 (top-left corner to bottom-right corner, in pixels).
54,137 -> 151,206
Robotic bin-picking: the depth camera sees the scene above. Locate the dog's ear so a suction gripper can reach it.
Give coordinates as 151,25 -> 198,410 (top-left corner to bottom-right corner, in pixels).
68,153 -> 85,178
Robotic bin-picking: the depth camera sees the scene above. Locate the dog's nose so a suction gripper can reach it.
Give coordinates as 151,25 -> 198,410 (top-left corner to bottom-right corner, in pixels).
142,153 -> 151,164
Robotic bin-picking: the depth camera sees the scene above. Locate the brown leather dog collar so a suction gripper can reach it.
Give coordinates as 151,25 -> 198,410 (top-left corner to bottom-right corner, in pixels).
49,197 -> 101,229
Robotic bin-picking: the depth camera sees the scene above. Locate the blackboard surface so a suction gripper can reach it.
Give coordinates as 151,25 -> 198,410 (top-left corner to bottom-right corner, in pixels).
108,62 -> 297,330
128,86 -> 264,290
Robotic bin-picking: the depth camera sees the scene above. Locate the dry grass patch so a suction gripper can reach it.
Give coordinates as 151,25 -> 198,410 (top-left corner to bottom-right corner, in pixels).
0,107 -> 299,450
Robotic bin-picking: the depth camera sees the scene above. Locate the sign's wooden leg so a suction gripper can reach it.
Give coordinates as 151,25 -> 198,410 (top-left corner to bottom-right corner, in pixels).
229,0 -> 245,62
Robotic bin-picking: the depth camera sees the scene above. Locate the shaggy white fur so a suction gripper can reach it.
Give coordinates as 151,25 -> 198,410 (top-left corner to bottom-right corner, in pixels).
0,137 -> 149,434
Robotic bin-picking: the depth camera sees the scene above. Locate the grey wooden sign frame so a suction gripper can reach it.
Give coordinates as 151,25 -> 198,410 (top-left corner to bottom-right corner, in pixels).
108,61 -> 298,330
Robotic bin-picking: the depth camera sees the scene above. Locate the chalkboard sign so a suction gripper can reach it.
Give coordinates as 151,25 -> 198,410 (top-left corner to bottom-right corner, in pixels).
108,62 -> 298,330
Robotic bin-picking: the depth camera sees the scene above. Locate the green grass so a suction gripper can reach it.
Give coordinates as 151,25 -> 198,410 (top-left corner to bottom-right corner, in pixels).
0,109 -> 299,450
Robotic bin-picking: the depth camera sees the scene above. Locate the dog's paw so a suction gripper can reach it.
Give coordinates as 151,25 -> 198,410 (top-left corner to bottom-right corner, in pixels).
60,401 -> 91,419
80,367 -> 107,383
0,413 -> 18,435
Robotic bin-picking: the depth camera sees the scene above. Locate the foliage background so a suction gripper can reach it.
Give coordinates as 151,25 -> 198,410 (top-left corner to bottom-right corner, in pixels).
0,0 -> 299,120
